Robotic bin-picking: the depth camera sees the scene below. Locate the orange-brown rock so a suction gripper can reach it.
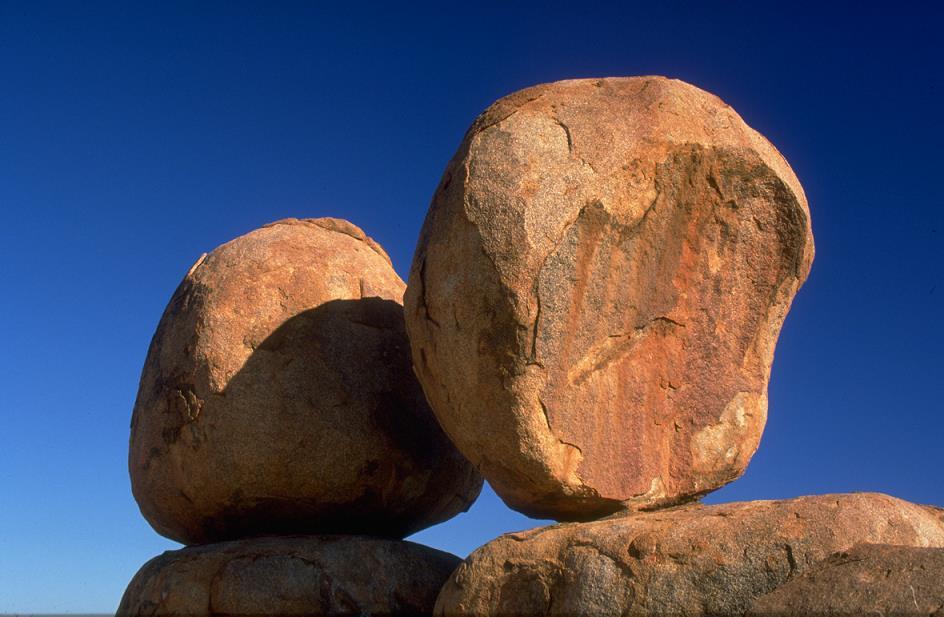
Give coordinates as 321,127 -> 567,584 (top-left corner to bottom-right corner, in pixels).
748,543 -> 944,616
117,535 -> 460,616
435,493 -> 944,617
405,76 -> 815,520
130,218 -> 482,545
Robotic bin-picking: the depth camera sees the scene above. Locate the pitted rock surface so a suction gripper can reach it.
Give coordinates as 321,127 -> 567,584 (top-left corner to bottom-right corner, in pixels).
434,493 -> 944,616
117,535 -> 460,616
405,76 -> 815,519
130,218 -> 482,544
749,543 -> 944,616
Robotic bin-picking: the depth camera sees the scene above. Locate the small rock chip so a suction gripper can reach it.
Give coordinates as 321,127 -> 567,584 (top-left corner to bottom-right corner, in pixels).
405,76 -> 815,520
749,543 -> 944,616
130,218 -> 482,544
435,493 -> 944,617
117,535 -> 460,616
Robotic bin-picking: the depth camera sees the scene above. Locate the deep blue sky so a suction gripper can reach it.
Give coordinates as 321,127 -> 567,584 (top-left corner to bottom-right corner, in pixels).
1,2 -> 941,612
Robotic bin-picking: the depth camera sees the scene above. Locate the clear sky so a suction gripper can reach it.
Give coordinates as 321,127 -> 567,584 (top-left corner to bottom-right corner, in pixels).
1,2 -> 941,613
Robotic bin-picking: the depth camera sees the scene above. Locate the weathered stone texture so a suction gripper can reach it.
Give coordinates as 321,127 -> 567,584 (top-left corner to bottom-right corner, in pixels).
130,218 -> 482,544
749,543 -> 944,616
405,77 -> 815,520
117,535 -> 460,616
435,493 -> 944,616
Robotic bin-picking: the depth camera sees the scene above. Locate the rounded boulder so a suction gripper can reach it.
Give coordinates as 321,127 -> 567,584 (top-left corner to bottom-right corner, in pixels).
405,77 -> 815,520
130,218 -> 482,544
117,535 -> 460,616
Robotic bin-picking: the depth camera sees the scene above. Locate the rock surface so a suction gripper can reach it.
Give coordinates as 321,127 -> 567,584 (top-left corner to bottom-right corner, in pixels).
404,76 -> 815,520
130,218 -> 482,544
435,493 -> 944,616
117,535 -> 460,616
749,543 -> 944,616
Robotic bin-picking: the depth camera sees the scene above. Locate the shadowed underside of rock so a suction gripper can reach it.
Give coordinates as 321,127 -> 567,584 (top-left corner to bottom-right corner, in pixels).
129,218 -> 482,545
434,493 -> 944,617
748,543 -> 944,616
405,76 -> 815,520
117,535 -> 461,616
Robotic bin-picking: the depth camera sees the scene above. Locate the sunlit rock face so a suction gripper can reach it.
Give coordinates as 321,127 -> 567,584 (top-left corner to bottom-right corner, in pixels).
405,76 -> 814,521
435,493 -> 944,617
129,218 -> 482,545
117,535 -> 460,616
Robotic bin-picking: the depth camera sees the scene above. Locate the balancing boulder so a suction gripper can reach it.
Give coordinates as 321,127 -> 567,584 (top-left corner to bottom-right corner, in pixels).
117,535 -> 460,616
405,76 -> 815,520
435,493 -> 944,617
130,218 -> 482,544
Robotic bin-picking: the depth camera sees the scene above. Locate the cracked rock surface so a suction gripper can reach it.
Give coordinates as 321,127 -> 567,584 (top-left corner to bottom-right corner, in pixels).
404,76 -> 815,520
748,543 -> 944,616
129,218 -> 482,545
117,535 -> 460,616
434,493 -> 944,617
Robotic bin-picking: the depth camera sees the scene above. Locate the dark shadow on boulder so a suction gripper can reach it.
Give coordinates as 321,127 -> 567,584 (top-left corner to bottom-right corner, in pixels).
189,297 -> 481,542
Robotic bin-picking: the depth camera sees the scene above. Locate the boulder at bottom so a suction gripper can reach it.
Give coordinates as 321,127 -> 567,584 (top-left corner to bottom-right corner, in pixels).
749,543 -> 944,616
435,493 -> 944,617
118,535 -> 460,616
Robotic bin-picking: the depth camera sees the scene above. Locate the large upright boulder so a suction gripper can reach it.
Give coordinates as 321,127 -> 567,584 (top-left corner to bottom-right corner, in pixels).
117,535 -> 460,616
405,77 -> 814,520
130,218 -> 482,545
434,493 -> 944,617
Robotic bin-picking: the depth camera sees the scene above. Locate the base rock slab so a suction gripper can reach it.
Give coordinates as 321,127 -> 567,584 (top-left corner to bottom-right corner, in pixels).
435,493 -> 944,616
118,535 -> 461,616
749,542 -> 944,616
